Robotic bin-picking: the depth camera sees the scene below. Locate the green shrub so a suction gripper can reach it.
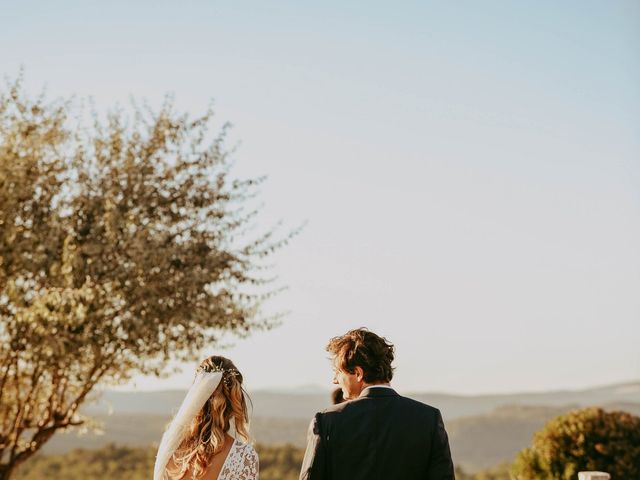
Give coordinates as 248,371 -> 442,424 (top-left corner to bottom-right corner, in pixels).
512,407 -> 640,479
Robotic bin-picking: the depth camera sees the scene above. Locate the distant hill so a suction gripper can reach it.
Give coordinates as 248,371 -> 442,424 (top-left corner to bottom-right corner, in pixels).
42,381 -> 640,472
408,381 -> 640,420
84,380 -> 640,420
43,414 -> 311,454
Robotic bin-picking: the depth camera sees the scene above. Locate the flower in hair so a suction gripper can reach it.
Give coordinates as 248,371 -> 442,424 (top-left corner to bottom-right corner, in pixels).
197,363 -> 240,387
197,363 -> 226,374
223,369 -> 240,387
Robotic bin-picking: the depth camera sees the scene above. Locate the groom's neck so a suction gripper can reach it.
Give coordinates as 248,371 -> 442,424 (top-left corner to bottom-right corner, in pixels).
359,381 -> 391,392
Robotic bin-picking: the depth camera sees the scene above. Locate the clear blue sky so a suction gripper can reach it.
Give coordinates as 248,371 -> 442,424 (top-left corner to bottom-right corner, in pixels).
2,0 -> 639,394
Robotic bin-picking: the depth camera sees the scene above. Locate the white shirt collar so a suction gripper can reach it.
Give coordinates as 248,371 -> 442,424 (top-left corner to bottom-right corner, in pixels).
360,384 -> 394,396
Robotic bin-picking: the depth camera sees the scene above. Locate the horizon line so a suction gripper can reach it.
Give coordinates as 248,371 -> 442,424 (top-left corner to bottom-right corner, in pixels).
106,378 -> 640,397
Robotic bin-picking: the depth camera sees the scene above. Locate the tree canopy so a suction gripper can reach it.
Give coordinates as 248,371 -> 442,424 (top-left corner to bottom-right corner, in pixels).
512,407 -> 640,480
0,77 -> 291,479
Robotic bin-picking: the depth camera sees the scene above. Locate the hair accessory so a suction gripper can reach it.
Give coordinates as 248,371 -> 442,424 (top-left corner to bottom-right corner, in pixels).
197,363 -> 240,388
196,362 -> 224,374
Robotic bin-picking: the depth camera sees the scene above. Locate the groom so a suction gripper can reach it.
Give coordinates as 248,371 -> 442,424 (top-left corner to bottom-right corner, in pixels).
299,328 -> 455,480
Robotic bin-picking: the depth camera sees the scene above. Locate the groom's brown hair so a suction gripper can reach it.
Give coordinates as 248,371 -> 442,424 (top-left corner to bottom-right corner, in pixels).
327,328 -> 395,383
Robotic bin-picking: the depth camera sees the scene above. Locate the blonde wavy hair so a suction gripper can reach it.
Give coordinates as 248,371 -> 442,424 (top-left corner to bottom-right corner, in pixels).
167,356 -> 250,479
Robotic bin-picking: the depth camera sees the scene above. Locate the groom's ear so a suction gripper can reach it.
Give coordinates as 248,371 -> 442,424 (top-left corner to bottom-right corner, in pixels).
354,366 -> 364,382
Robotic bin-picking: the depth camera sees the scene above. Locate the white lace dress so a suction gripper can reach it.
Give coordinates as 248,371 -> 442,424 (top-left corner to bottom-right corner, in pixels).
216,440 -> 259,480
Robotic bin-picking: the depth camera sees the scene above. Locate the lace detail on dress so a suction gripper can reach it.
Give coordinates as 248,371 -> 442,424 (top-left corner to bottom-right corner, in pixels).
217,441 -> 259,480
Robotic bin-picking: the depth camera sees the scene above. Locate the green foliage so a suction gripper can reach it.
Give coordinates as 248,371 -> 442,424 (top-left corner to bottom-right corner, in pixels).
456,463 -> 512,480
14,444 -> 513,480
0,75 -> 291,477
13,444 -> 155,480
12,444 -> 304,480
256,444 -> 305,480
471,463 -> 512,480
512,407 -> 640,480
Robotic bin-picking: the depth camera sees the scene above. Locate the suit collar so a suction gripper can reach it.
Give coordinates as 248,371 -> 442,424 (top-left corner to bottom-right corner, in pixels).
358,385 -> 399,399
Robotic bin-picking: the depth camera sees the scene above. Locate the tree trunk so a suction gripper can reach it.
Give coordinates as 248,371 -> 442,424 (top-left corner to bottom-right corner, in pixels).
1,448 -> 36,480
0,463 -> 14,480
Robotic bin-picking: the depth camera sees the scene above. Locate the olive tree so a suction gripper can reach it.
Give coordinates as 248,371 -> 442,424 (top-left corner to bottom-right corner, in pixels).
0,78 -> 291,479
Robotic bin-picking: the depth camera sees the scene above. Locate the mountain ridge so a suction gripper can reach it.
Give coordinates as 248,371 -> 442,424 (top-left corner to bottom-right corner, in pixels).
86,379 -> 640,420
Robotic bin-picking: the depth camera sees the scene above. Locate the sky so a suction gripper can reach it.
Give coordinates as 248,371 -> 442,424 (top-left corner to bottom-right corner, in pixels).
2,0 -> 639,395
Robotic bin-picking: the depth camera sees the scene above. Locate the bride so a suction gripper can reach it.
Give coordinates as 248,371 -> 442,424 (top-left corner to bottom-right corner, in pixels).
154,356 -> 259,480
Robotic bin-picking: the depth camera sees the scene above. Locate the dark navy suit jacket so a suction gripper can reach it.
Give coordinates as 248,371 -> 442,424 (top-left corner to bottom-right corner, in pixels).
299,387 -> 455,480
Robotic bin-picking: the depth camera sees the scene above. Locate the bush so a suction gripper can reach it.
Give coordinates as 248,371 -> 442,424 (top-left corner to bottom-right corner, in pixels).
512,407 -> 640,479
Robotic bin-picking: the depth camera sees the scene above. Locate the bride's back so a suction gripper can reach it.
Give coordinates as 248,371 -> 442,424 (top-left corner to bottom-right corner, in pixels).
157,356 -> 259,480
208,438 -> 259,480
166,434 -> 232,480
